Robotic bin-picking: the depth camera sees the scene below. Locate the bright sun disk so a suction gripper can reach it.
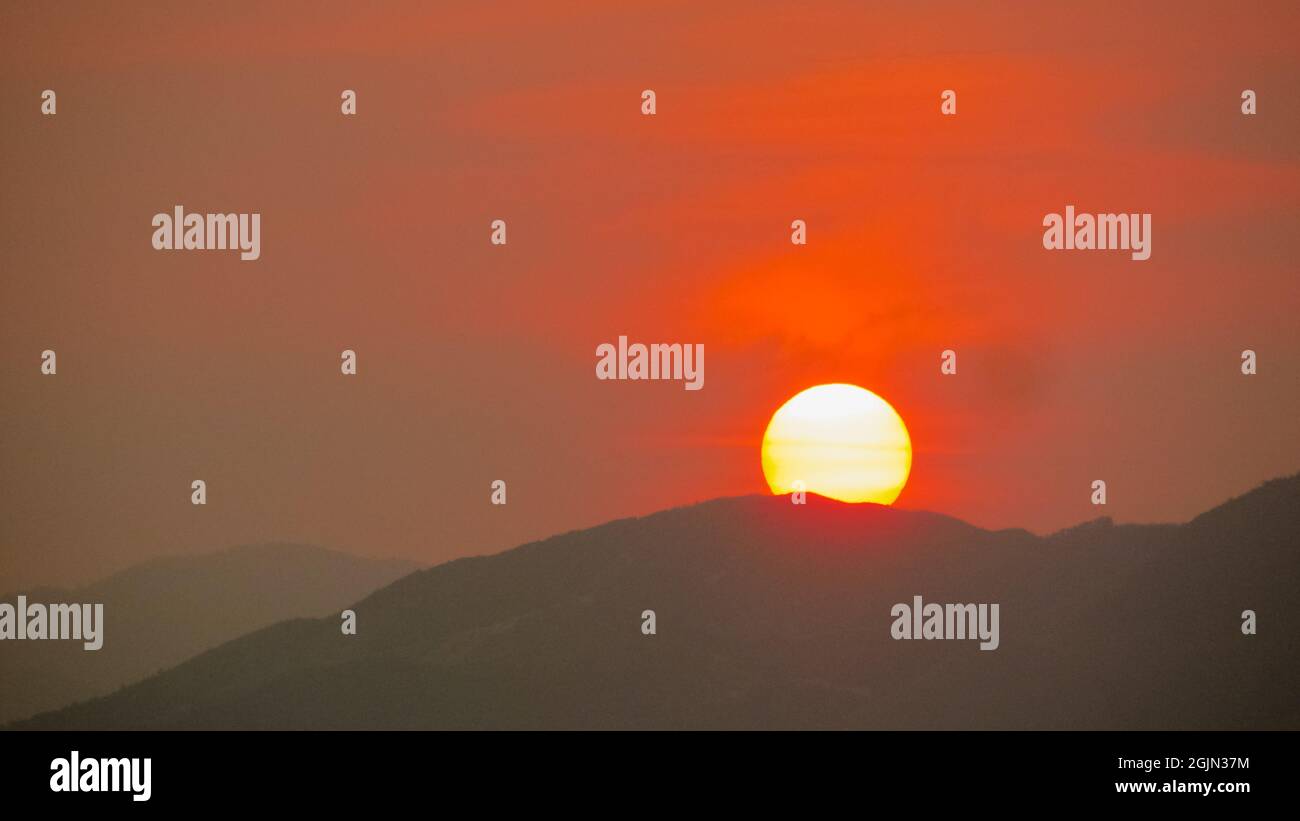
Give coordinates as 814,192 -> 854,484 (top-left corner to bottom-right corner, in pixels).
761,383 -> 912,504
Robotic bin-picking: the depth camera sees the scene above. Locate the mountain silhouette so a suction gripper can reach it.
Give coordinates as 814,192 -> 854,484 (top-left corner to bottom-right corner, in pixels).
0,543 -> 419,725
12,475 -> 1299,730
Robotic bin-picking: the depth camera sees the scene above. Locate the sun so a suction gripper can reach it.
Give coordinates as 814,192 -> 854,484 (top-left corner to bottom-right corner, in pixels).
761,383 -> 912,504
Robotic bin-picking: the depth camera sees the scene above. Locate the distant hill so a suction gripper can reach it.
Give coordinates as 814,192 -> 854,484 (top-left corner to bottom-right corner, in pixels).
0,544 -> 420,725
13,475 -> 1299,730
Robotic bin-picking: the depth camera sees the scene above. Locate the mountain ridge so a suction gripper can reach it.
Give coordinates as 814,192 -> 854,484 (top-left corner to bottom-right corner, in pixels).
11,473 -> 1299,730
0,543 -> 421,725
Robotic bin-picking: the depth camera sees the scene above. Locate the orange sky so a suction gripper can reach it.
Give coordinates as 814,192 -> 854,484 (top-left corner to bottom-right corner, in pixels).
2,1 -> 1298,587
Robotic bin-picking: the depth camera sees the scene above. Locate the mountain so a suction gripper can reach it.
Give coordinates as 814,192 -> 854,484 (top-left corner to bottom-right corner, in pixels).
0,544 -> 420,725
12,475 -> 1299,730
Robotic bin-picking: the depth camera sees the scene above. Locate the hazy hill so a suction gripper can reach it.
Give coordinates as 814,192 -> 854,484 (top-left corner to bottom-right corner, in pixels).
13,476 -> 1299,730
0,543 -> 420,724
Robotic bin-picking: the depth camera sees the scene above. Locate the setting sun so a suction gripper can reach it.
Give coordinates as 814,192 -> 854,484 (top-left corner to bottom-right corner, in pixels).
761,384 -> 912,504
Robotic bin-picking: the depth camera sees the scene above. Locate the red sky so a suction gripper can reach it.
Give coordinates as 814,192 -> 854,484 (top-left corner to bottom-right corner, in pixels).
2,1 -> 1298,587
